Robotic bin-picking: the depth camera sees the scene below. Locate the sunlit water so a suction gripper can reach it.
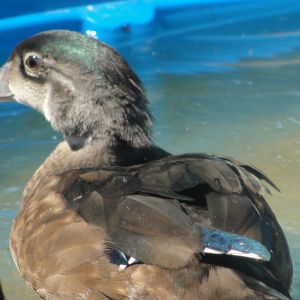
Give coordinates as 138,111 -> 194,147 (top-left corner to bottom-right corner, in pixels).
0,1 -> 299,299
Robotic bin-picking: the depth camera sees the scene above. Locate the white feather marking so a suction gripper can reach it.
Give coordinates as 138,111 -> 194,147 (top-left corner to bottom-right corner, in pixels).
227,250 -> 262,260
203,248 -> 224,254
43,85 -> 52,121
128,257 -> 137,265
119,264 -> 127,271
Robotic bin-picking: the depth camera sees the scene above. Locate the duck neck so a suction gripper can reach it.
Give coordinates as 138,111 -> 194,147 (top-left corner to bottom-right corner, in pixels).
63,132 -> 165,166
23,135 -> 170,203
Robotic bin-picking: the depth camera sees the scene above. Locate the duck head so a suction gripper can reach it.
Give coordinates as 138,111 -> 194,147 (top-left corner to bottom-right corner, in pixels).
0,30 -> 153,150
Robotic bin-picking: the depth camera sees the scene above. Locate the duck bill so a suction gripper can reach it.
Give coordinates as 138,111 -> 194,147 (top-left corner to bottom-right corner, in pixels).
0,62 -> 14,102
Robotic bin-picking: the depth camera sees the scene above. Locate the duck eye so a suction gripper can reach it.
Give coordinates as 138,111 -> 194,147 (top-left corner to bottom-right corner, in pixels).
24,55 -> 41,73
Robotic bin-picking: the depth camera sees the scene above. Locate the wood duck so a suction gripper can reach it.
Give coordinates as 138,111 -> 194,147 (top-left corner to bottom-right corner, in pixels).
0,30 -> 293,300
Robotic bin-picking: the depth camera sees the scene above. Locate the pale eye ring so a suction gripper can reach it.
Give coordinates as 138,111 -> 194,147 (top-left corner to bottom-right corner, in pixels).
24,55 -> 41,73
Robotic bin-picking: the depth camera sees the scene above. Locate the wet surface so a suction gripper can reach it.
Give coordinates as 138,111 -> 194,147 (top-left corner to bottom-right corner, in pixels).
0,1 -> 299,299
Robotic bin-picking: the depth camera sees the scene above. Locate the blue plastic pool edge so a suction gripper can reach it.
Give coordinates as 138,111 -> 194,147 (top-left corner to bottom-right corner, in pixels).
0,0 -> 251,35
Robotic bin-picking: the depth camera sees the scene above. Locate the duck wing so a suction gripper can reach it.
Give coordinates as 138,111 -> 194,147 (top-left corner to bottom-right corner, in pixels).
57,153 -> 292,297
59,167 -> 269,270
132,154 -> 292,295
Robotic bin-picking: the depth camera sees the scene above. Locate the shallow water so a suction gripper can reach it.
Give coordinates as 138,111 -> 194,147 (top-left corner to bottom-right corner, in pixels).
0,0 -> 300,299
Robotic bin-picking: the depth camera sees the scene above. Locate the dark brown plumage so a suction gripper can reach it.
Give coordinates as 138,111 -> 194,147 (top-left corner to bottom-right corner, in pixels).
0,282 -> 4,300
0,30 -> 293,300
